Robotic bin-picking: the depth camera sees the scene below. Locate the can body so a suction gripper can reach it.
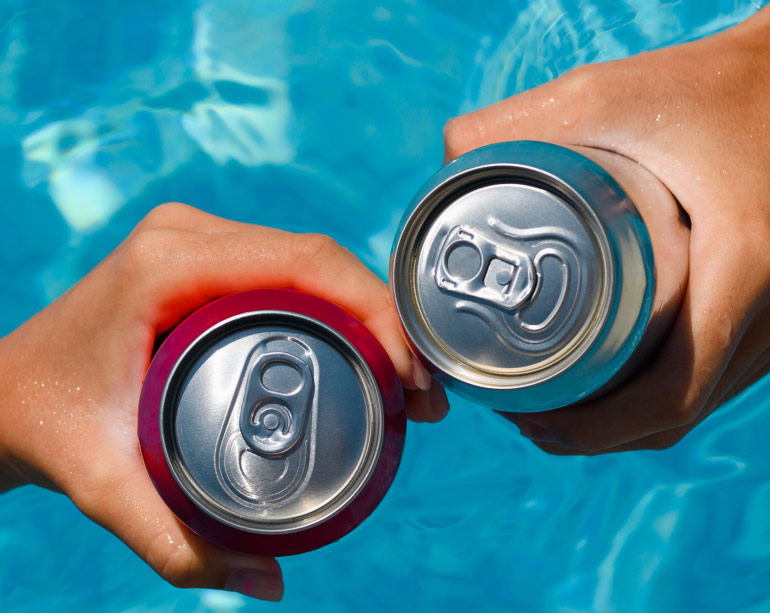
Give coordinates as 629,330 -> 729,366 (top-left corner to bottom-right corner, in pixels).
391,141 -> 687,413
139,289 -> 406,556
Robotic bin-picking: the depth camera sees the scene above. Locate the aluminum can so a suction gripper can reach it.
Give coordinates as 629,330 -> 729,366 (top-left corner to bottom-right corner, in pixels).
391,141 -> 659,413
139,289 -> 405,556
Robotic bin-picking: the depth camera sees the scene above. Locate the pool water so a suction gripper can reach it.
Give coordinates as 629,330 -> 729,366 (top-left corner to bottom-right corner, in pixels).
1,0 -> 769,611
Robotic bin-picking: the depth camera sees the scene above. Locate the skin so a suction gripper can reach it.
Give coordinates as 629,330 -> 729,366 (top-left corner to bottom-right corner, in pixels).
2,6 -> 769,602
443,6 -> 770,454
0,203 -> 449,601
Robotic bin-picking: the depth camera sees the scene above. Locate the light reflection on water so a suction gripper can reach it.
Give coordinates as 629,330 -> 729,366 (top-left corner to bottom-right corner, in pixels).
1,1 -> 769,611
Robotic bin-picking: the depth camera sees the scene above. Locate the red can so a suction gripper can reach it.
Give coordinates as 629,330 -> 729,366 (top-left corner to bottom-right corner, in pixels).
139,289 -> 406,556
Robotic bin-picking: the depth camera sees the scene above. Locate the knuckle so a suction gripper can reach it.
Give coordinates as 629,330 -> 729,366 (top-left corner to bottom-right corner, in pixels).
295,232 -> 344,268
120,228 -> 177,277
669,400 -> 700,428
647,429 -> 686,451
65,465 -> 120,519
140,202 -> 193,230
560,63 -> 599,95
557,63 -> 615,119
158,546 -> 200,589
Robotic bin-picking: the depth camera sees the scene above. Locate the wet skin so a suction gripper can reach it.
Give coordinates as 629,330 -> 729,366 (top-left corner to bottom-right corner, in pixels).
0,203 -> 448,601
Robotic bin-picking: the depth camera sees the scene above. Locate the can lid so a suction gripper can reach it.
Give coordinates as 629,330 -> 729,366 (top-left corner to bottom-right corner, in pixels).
161,310 -> 383,535
393,142 -> 618,392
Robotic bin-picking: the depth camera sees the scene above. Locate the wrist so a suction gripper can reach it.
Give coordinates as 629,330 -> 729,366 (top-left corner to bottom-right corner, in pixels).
0,338 -> 28,493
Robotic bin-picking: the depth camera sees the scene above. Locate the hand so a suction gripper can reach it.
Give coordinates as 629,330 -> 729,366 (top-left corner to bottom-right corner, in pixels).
443,8 -> 770,454
0,203 -> 449,600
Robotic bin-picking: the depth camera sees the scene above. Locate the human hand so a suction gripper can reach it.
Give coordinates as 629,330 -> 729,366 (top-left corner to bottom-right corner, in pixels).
443,7 -> 770,454
0,203 -> 449,600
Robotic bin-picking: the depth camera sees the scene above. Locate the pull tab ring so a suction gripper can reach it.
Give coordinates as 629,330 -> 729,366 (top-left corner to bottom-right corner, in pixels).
435,224 -> 536,310
238,344 -> 314,457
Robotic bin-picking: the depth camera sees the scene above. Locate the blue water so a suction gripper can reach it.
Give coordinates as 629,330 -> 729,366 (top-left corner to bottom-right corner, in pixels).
2,0 -> 770,611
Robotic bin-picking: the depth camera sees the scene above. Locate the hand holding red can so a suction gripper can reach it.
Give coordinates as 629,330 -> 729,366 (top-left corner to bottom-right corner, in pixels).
139,289 -> 407,557
0,203 -> 448,601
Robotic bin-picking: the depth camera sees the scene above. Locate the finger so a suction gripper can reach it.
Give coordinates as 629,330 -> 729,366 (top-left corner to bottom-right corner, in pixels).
507,324 -> 770,456
443,64 -> 612,162
526,409 -> 715,455
72,457 -> 283,600
123,204 -> 445,421
523,426 -> 686,455
513,221 -> 763,452
117,227 -> 434,402
132,202 -> 277,235
404,385 -> 450,423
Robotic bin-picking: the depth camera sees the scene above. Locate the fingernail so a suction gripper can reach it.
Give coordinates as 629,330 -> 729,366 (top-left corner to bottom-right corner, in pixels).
225,569 -> 284,602
518,418 -> 557,443
411,355 -> 432,391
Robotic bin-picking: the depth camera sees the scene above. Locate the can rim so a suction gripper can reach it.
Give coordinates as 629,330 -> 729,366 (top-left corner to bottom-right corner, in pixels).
139,289 -> 406,556
392,159 -> 615,389
159,310 -> 384,535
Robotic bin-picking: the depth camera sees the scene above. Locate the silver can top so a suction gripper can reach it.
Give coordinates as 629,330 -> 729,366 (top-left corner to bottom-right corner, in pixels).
418,181 -> 608,377
160,311 -> 383,535
392,141 -> 654,411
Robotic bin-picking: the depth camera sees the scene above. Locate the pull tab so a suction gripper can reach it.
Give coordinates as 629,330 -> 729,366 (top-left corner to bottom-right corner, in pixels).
452,217 -> 584,353
435,224 -> 536,310
216,336 -> 317,505
239,348 -> 314,458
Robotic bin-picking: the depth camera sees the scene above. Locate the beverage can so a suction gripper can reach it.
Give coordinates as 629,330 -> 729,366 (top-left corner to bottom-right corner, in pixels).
139,289 -> 405,556
391,141 -> 659,412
